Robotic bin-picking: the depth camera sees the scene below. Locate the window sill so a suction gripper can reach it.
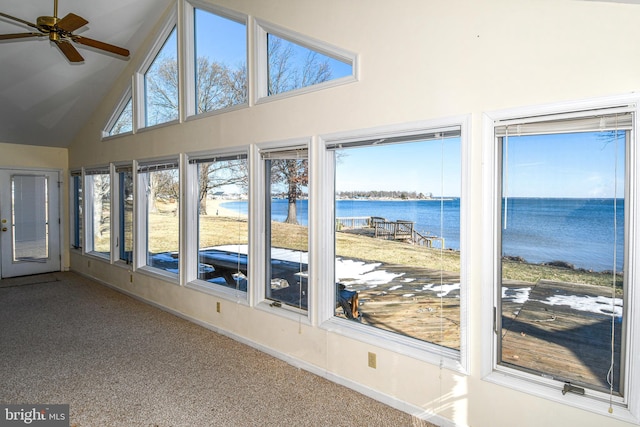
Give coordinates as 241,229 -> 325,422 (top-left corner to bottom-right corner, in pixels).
483,369 -> 638,423
136,266 -> 180,285
321,316 -> 465,374
255,300 -> 311,324
186,279 -> 248,304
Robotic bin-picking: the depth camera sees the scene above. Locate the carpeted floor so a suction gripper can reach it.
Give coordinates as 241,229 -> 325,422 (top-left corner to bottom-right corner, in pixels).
0,272 -> 434,426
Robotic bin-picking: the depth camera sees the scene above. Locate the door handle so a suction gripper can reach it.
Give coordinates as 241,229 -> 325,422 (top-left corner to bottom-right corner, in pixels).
1,227 -> 6,232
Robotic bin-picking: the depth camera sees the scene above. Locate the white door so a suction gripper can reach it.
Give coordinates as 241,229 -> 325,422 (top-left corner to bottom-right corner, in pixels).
0,169 -> 61,278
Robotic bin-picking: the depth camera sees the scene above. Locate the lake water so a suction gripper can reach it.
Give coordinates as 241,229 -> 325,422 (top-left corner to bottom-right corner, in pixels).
221,198 -> 624,272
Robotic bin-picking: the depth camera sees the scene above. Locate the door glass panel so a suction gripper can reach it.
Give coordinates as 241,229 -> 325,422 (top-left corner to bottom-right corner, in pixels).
11,175 -> 48,262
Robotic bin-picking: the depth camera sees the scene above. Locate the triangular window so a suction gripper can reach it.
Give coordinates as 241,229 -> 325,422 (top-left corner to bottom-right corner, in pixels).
106,97 -> 133,137
142,24 -> 179,127
256,21 -> 356,100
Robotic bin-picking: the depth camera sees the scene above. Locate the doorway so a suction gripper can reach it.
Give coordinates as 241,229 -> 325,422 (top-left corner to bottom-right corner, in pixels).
0,169 -> 61,278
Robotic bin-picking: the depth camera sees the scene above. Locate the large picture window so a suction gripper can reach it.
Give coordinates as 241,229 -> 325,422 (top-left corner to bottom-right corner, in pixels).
138,159 -> 180,276
484,99 -> 640,415
329,128 -> 461,350
190,153 -> 249,292
262,146 -> 309,311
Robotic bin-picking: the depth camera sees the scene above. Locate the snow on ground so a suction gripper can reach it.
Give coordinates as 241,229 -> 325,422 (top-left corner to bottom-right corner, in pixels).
502,286 -> 622,318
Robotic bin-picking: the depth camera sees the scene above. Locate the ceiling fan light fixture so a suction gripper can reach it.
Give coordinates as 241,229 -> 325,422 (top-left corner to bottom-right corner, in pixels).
0,0 -> 130,64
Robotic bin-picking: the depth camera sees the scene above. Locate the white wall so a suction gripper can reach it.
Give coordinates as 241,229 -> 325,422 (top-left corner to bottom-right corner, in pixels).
67,1 -> 640,426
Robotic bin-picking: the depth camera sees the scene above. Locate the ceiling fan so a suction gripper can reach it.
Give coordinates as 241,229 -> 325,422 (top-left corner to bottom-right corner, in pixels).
0,0 -> 129,63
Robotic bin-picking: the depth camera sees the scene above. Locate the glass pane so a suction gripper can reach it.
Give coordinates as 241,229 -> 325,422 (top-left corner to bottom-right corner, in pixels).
90,173 -> 111,257
143,167 -> 179,274
334,137 -> 461,349
119,170 -> 134,263
197,158 -> 249,290
194,9 -> 247,113
500,130 -> 625,394
11,175 -> 48,261
266,157 -> 309,309
145,27 -> 178,127
108,98 -> 132,136
267,34 -> 352,96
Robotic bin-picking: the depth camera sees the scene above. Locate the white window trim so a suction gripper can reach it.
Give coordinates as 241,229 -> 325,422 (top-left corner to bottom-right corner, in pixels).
134,156 -> 181,284
83,166 -> 112,261
113,162 -> 134,267
317,116 -> 471,373
481,93 -> 640,422
183,1 -> 249,120
253,138 -> 313,324
253,18 -> 358,104
134,7 -> 179,131
184,146 -> 250,303
69,170 -> 83,252
102,82 -> 134,140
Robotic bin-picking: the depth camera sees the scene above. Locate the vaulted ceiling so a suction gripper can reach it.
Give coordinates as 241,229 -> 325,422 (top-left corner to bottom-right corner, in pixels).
0,0 -> 172,148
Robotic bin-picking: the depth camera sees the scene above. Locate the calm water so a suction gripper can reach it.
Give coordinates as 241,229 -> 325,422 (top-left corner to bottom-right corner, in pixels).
222,198 -> 624,272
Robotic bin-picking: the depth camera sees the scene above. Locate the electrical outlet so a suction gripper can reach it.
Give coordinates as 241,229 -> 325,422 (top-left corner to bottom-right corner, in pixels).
216,302 -> 221,313
368,352 -> 377,369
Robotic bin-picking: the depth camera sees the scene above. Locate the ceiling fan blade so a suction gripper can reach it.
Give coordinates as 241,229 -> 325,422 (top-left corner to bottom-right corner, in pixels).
0,32 -> 43,41
72,35 -> 129,58
0,12 -> 38,30
55,40 -> 84,62
56,13 -> 88,33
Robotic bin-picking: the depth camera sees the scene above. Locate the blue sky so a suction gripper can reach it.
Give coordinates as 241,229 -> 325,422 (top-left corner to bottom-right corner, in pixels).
503,131 -> 625,198
335,138 -> 461,197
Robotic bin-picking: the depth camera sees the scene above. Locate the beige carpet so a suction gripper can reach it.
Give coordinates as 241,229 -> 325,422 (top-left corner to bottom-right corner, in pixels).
0,272 -> 435,426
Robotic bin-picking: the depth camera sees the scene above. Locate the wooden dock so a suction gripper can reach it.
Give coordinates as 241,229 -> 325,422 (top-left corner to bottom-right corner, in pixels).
336,216 -> 444,248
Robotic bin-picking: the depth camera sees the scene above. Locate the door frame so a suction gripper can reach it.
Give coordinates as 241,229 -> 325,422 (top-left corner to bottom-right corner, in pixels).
0,167 -> 63,278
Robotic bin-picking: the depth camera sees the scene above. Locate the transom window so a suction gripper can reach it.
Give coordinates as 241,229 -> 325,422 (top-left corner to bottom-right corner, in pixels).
255,20 -> 356,101
144,26 -> 179,127
192,7 -> 247,115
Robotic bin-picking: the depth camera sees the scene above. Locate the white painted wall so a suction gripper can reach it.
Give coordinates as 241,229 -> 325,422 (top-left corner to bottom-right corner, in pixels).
67,0 -> 640,426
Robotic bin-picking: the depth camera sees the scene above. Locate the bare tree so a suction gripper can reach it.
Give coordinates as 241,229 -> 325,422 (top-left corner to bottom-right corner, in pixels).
198,160 -> 248,215
146,42 -> 333,221
269,158 -> 308,224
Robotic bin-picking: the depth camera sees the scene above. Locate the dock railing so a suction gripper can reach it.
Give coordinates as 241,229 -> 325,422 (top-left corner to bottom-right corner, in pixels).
336,216 -> 444,248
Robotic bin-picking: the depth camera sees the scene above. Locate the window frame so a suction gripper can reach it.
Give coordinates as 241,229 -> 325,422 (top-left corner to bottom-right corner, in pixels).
254,19 -> 358,104
183,1 -> 249,120
134,156 -> 181,282
114,162 -> 134,265
70,170 -> 83,252
185,147 -> 251,301
318,117 -> 470,372
83,166 -> 112,260
102,84 -> 134,140
481,94 -> 640,421
254,139 -> 313,322
134,8 -> 179,131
